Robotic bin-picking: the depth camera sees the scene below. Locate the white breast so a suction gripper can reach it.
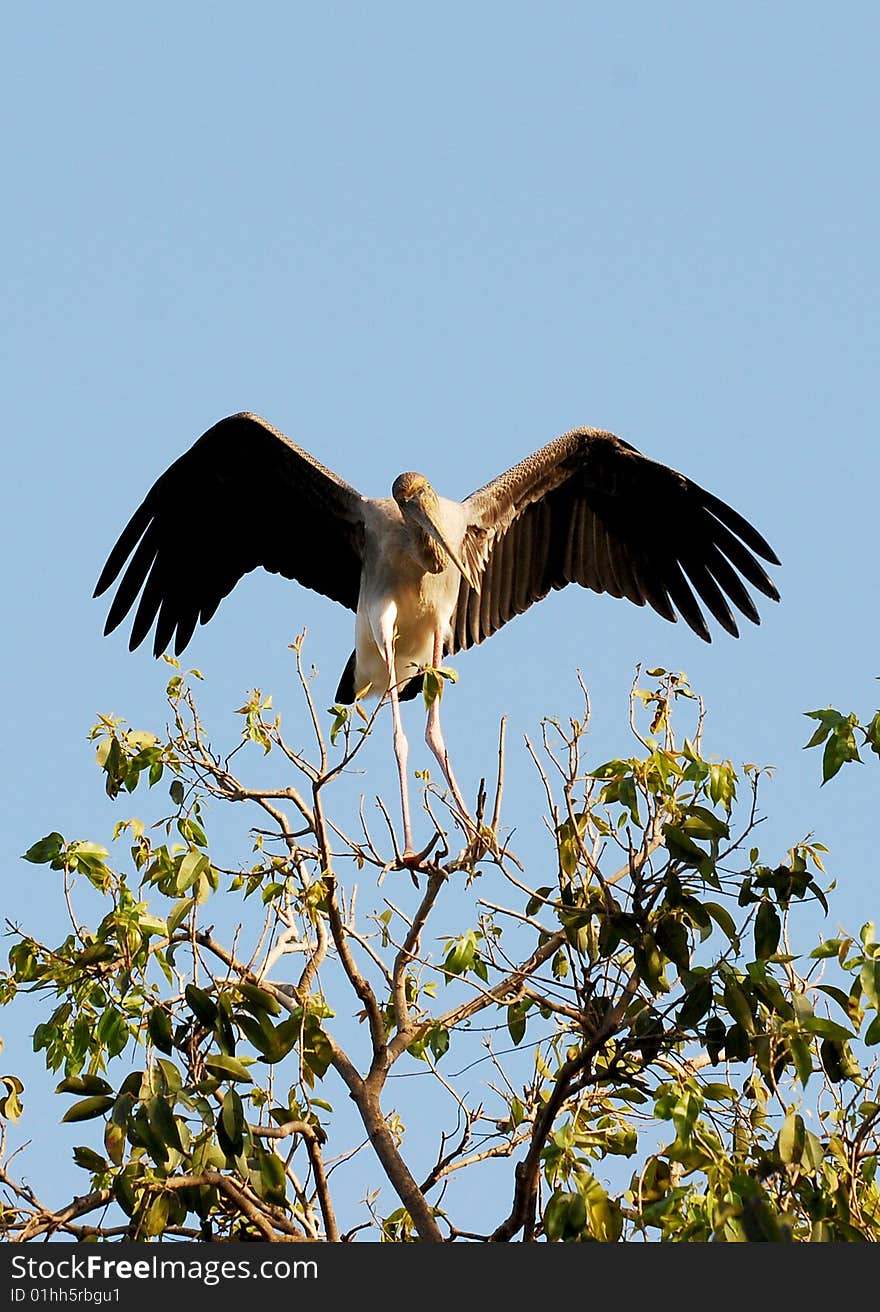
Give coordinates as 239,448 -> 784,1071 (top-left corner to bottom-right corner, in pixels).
352,498 -> 466,698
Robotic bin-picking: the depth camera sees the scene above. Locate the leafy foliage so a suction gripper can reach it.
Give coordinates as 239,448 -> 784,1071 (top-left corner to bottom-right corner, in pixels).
804,690 -> 880,783
2,654 -> 880,1241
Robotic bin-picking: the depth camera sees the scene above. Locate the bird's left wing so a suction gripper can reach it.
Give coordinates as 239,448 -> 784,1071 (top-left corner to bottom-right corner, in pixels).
448,427 -> 780,654
95,412 -> 366,656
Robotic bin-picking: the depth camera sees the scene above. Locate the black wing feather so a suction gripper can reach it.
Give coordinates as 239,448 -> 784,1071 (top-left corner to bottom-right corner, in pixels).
449,428 -> 780,653
95,412 -> 365,656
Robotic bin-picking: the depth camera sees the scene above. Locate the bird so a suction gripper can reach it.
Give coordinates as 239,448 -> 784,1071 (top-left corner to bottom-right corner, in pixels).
95,411 -> 780,862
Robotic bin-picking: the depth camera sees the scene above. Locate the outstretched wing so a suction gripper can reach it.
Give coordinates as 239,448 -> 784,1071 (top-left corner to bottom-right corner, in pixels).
95,412 -> 366,656
449,428 -> 780,653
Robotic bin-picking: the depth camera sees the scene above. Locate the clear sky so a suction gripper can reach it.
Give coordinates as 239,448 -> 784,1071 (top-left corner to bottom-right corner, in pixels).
2,3 -> 878,1234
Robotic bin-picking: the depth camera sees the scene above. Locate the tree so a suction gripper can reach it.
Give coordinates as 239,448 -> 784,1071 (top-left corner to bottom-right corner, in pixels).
2,646 -> 879,1242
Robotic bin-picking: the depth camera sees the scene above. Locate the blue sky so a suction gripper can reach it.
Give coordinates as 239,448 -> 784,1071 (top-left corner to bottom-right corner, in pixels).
2,4 -> 878,1234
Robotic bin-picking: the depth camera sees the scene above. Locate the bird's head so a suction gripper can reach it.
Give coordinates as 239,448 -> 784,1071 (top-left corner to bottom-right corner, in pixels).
392,471 -> 435,508
392,472 -> 476,588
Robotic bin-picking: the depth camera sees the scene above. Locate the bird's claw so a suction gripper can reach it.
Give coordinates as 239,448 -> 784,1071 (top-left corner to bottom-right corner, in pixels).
396,832 -> 440,876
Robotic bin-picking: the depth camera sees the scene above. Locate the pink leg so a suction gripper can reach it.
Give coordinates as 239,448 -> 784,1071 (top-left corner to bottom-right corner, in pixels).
425,631 -> 469,823
378,609 -> 416,859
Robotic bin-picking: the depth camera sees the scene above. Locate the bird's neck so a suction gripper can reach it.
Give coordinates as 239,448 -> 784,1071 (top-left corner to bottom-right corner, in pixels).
416,528 -> 447,576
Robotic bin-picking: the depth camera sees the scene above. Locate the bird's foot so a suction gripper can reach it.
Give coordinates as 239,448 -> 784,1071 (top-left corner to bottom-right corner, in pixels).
396,832 -> 440,875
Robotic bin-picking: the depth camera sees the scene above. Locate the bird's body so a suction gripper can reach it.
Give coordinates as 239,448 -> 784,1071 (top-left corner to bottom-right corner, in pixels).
346,492 -> 469,702
96,411 -> 781,861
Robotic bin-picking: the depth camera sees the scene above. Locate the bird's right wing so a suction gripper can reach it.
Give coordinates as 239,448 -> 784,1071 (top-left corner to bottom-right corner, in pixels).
448,427 -> 780,653
95,412 -> 366,656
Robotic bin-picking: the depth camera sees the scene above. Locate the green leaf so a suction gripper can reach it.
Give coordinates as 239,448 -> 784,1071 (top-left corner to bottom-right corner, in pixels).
218,1087 -> 245,1158
802,1130 -> 824,1172
137,913 -> 168,938
184,984 -> 217,1028
443,931 -> 479,977
803,707 -> 841,747
754,901 -> 781,961
178,816 -> 208,847
551,949 -> 569,979
707,762 -> 737,813
70,841 -> 110,860
590,757 -> 631,781
141,1192 -> 173,1237
237,982 -> 283,1017
76,942 -> 117,967
815,985 -> 854,1020
705,1015 -> 727,1063
663,824 -> 707,865
581,1174 -> 622,1242
820,1038 -> 860,1083
810,939 -> 843,959
860,960 -> 880,1010
746,962 -> 794,1019
678,805 -> 730,841
802,1017 -> 854,1041
61,1095 -> 115,1123
112,1168 -> 140,1218
72,1146 -> 109,1173
327,703 -> 350,747
0,1076 -> 24,1121
633,932 -> 666,994
96,1006 -> 129,1058
723,978 -> 755,1034
55,1074 -> 113,1096
654,917 -> 690,973
865,711 -> 880,756
237,1010 -> 281,1058
258,1014 -> 302,1064
258,1148 -> 288,1206
422,668 -> 443,708
526,887 -> 553,917
304,1020 -> 333,1079
204,1054 -> 254,1083
816,715 -> 861,782
864,1014 -> 880,1046
146,1096 -> 184,1154
176,848 -> 209,893
129,1104 -> 168,1164
427,1026 -> 450,1060
166,898 -> 194,937
790,1035 -> 813,1087
155,1059 -> 183,1095
778,1109 -> 805,1164
703,902 -> 740,947
633,1007 -> 664,1061
677,974 -> 713,1027
507,1001 -> 528,1046
110,1088 -> 138,1126
598,775 -> 640,826
543,1190 -> 585,1242
702,1082 -> 736,1101
23,832 -> 64,865
147,1007 -> 174,1055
